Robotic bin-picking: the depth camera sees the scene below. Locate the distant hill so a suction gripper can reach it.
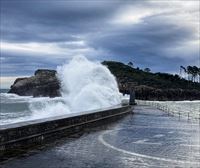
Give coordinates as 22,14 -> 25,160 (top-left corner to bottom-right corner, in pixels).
102,61 -> 200,100
8,61 -> 200,100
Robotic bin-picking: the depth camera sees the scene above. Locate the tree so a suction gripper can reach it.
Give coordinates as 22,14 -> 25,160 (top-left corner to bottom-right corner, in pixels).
192,66 -> 199,82
186,66 -> 199,82
144,68 -> 151,73
198,68 -> 200,83
180,66 -> 187,79
187,66 -> 193,81
128,62 -> 133,67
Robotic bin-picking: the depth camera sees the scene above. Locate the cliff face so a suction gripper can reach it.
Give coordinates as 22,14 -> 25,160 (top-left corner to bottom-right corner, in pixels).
8,69 -> 61,97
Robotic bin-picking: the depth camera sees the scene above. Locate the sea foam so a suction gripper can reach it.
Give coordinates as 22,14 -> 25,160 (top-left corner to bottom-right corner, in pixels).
30,56 -> 122,118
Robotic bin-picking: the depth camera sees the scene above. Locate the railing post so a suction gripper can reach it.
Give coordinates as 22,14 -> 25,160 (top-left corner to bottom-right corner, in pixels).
127,82 -> 137,106
129,88 -> 135,105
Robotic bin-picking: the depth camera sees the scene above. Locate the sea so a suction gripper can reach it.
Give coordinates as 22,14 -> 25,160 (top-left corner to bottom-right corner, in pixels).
0,88 -> 59,125
1,88 -> 200,125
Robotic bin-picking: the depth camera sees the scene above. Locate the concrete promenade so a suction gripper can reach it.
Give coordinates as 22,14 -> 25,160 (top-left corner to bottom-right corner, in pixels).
1,105 -> 200,168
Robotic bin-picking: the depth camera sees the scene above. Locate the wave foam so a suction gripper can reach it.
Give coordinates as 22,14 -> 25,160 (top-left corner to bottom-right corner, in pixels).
29,56 -> 122,118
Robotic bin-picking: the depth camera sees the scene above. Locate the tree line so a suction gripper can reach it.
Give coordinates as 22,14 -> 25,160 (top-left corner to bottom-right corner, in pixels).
128,61 -> 200,83
180,66 -> 200,82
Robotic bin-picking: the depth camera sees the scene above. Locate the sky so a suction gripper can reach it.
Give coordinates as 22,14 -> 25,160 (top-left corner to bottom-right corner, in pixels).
0,0 -> 200,88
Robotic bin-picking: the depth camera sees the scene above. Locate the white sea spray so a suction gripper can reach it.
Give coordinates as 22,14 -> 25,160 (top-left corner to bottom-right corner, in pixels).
29,56 -> 122,119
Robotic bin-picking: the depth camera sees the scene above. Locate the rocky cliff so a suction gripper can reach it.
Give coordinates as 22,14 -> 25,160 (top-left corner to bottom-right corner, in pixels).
8,69 -> 61,97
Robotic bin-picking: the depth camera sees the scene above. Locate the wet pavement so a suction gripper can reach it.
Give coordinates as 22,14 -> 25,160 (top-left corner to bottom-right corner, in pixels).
1,105 -> 200,168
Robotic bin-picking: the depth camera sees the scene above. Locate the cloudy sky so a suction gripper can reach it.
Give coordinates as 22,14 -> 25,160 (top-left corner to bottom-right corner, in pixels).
0,0 -> 199,88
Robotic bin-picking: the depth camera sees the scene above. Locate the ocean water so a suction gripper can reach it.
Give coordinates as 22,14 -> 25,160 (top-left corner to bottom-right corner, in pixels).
0,92 -> 65,125
1,88 -> 199,125
0,56 -> 123,125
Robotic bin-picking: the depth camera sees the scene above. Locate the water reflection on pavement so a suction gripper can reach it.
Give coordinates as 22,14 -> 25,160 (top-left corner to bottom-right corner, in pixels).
1,105 -> 200,168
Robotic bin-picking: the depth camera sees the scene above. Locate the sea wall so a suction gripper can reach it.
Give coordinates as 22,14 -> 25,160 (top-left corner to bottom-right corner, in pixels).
0,105 -> 132,159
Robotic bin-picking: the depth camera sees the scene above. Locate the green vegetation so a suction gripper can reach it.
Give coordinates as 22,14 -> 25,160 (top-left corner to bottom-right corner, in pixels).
180,65 -> 200,82
102,61 -> 200,91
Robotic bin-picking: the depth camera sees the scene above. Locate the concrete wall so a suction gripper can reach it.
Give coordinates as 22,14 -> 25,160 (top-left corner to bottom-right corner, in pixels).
0,105 -> 132,159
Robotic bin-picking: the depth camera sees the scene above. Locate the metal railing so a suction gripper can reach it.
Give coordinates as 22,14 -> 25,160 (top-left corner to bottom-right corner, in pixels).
136,100 -> 200,123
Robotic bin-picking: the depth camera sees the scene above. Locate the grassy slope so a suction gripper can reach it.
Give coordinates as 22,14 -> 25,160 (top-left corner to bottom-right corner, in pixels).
102,61 -> 200,91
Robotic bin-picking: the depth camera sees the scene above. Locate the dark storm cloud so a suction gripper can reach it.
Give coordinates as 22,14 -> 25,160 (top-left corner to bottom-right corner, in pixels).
0,0 -> 199,80
87,13 -> 197,71
1,0 -> 122,42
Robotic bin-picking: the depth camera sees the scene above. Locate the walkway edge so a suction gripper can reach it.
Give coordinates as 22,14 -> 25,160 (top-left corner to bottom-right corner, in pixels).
0,105 -> 133,160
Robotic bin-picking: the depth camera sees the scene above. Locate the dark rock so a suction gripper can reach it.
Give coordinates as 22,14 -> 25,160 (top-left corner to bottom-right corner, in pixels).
13,78 -> 28,85
34,69 -> 56,76
133,85 -> 200,101
8,69 -> 61,97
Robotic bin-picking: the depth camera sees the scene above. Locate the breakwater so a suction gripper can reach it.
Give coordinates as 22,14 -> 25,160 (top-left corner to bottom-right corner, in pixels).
0,105 -> 132,160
